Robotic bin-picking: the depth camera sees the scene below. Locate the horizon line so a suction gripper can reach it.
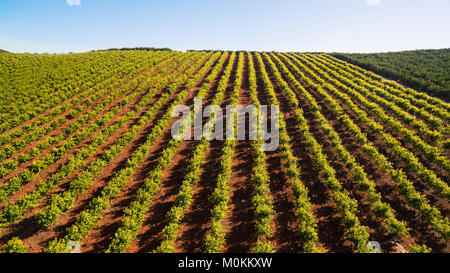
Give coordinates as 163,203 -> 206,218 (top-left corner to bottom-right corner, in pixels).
2,46 -> 449,55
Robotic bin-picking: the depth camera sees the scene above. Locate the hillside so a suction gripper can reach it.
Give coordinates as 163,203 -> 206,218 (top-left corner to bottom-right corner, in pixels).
332,49 -> 450,101
0,51 -> 449,253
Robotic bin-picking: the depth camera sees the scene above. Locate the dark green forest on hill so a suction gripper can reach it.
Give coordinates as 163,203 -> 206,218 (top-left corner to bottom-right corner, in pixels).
332,49 -> 450,101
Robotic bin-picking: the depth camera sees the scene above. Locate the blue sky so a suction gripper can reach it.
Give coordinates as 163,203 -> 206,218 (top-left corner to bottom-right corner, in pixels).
0,0 -> 449,53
